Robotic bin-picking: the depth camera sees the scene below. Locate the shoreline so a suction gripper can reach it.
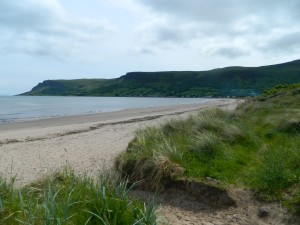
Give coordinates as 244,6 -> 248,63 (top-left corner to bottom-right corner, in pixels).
0,97 -> 228,125
0,98 -> 239,141
0,96 -> 220,125
0,99 -> 241,185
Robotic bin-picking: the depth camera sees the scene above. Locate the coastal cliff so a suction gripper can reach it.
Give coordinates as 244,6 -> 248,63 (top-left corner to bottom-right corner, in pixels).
21,59 -> 300,97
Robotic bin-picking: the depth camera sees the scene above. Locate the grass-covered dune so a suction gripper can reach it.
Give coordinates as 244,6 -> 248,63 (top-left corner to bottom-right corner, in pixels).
0,171 -> 157,224
116,83 -> 300,215
21,59 -> 300,97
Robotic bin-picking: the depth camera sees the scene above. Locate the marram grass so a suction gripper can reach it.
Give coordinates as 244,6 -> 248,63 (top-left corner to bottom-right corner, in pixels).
0,171 -> 157,225
116,83 -> 300,215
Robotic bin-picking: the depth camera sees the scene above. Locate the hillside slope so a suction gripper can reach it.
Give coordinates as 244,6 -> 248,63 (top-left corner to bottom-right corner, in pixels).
21,59 -> 300,97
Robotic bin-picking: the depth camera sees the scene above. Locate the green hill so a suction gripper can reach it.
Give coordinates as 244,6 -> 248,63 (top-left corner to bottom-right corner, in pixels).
21,59 -> 300,97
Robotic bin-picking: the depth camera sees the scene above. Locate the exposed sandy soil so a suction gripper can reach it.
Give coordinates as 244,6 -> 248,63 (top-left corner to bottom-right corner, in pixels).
1,98 -> 296,224
132,187 -> 296,225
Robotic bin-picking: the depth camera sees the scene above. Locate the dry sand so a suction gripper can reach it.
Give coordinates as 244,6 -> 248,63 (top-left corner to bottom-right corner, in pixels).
0,98 -> 238,185
0,98 -> 293,224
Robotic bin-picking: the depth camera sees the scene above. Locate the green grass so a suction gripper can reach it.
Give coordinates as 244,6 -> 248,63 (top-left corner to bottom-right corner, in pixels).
0,170 -> 157,224
116,83 -> 300,215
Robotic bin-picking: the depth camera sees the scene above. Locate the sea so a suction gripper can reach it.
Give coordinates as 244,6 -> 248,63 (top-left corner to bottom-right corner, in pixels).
0,96 -> 216,124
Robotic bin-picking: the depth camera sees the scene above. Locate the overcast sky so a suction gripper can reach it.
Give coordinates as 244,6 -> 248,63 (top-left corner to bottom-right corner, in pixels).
1,0 -> 300,95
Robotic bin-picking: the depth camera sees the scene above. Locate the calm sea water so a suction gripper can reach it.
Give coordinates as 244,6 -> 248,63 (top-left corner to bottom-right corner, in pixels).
0,96 -> 215,124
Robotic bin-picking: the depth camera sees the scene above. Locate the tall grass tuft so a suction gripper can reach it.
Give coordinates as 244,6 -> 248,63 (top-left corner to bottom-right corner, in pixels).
193,108 -> 231,133
190,131 -> 222,158
0,171 -> 157,224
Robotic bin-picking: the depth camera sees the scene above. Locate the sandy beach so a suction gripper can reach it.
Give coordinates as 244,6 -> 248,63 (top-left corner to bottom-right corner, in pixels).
0,98 -> 239,185
0,98 -> 292,225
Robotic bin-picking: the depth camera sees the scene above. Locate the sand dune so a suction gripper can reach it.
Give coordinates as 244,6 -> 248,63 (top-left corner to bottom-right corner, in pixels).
1,98 -> 292,225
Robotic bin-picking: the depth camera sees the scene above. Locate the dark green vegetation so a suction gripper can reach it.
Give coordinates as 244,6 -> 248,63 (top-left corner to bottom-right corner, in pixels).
22,59 -> 300,97
0,171 -> 156,225
116,83 -> 300,215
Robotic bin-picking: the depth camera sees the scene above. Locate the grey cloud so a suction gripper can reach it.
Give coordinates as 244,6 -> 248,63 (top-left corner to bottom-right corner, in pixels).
156,26 -> 187,43
0,0 -> 114,61
262,31 -> 300,53
0,1 -> 60,29
135,19 -> 201,49
137,48 -> 155,55
135,0 -> 300,58
211,47 -> 249,58
138,0 -> 298,34
130,47 -> 155,55
138,0 -> 298,23
139,0 -> 247,24
151,25 -> 198,44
